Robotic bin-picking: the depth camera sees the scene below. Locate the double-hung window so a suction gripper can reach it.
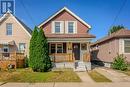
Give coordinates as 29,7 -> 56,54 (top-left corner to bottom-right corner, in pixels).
66,21 -> 77,34
57,44 -> 63,53
68,22 -> 74,33
55,22 -> 61,33
52,21 -> 63,33
124,40 -> 130,53
6,23 -> 12,35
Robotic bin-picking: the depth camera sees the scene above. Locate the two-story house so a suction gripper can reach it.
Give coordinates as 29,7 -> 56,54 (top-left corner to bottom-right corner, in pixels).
0,11 -> 32,69
39,7 -> 95,71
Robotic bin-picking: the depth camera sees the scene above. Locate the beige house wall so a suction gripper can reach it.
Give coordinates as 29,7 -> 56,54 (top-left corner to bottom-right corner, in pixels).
0,15 -> 31,56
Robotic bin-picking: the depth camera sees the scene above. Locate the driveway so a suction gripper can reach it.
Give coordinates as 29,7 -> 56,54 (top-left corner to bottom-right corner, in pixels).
95,67 -> 130,82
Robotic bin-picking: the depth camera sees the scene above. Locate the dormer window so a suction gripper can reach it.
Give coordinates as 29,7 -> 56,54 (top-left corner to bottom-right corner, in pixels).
6,23 -> 12,35
52,21 -> 64,34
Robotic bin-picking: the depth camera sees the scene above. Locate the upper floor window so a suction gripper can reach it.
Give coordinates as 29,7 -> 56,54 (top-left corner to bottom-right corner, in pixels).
66,21 -> 77,34
52,21 -> 63,34
6,23 -> 12,35
68,22 -> 74,33
55,22 -> 60,33
124,40 -> 130,53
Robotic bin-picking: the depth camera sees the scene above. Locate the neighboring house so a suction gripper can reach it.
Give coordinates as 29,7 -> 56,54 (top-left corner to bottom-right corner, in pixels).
0,11 -> 32,69
39,7 -> 95,71
91,29 -> 130,67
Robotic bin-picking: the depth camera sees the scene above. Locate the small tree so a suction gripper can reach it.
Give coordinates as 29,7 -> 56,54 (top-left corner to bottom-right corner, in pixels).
29,26 -> 38,71
108,25 -> 125,35
112,54 -> 128,71
36,29 -> 52,72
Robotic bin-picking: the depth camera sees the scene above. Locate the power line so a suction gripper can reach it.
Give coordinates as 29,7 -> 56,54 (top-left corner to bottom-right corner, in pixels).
110,0 -> 127,27
18,0 -> 36,25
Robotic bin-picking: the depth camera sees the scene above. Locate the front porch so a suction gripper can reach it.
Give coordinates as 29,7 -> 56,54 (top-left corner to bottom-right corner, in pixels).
48,38 -> 92,71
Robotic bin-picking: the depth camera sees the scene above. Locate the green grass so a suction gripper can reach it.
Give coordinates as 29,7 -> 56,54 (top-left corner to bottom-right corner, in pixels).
88,70 -> 112,82
0,68 -> 81,83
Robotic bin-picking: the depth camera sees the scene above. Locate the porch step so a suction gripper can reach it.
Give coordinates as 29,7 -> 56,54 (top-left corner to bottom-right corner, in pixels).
74,61 -> 86,71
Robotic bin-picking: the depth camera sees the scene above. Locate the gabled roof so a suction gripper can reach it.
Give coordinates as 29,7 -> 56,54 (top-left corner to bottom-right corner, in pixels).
0,11 -> 32,37
91,29 -> 130,46
38,7 -> 91,28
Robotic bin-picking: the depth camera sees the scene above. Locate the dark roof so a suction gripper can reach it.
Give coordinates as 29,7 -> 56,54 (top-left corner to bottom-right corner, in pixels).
15,17 -> 32,34
91,29 -> 130,46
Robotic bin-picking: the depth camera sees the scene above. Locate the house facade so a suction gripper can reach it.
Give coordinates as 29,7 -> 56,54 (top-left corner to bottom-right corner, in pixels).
39,7 -> 95,71
0,11 -> 32,69
91,29 -> 130,67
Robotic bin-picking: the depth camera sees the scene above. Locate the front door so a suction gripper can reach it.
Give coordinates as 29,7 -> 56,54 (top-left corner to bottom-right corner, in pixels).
72,43 -> 80,60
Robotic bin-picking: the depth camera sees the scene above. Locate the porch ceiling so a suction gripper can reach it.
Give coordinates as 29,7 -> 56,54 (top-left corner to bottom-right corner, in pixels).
47,38 -> 92,42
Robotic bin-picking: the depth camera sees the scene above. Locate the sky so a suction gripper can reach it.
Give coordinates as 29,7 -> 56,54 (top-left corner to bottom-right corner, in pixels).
6,0 -> 130,41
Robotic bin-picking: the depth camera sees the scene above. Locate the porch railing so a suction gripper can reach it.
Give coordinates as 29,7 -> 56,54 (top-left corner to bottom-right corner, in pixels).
50,53 -> 74,63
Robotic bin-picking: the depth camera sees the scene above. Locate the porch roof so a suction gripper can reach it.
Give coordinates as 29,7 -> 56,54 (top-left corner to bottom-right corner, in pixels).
0,40 -> 15,45
45,34 -> 96,38
47,38 -> 92,42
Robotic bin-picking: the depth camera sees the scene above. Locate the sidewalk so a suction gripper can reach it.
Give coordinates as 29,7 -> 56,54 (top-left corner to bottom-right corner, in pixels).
95,67 -> 130,82
1,82 -> 130,87
76,72 -> 94,83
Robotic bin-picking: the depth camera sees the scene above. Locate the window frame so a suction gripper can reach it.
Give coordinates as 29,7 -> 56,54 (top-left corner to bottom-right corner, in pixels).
3,45 -> 9,53
124,40 -> 130,53
68,21 -> 74,33
19,43 -> 26,52
6,23 -> 13,35
50,43 -> 63,54
66,21 -> 77,34
52,21 -> 64,34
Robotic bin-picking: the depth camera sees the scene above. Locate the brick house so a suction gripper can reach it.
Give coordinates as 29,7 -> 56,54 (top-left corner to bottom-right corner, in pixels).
39,7 -> 95,71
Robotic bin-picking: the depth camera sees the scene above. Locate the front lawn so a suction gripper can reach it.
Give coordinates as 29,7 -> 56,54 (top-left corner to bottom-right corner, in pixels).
0,69 -> 81,82
88,70 -> 112,82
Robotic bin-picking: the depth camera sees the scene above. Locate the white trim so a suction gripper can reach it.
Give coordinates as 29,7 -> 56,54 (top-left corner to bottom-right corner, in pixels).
123,39 -> 130,54
52,21 -> 64,34
66,21 -> 77,34
0,12 -> 31,37
38,7 -> 91,28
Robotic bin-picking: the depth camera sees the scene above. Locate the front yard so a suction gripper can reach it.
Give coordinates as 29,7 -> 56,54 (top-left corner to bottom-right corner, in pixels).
0,69 -> 81,83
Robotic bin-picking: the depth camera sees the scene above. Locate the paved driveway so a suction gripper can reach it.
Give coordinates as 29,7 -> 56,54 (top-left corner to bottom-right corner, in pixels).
95,67 -> 130,82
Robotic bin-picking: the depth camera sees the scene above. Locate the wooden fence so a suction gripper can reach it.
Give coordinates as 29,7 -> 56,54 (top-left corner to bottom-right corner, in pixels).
0,52 -> 25,70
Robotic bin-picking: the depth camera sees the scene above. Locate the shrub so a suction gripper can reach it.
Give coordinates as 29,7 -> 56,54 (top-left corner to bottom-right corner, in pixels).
112,54 -> 128,71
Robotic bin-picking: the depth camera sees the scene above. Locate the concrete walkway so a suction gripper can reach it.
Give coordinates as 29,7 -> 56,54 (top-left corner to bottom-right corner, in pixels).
76,72 -> 94,83
1,82 -> 130,87
95,67 -> 130,82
